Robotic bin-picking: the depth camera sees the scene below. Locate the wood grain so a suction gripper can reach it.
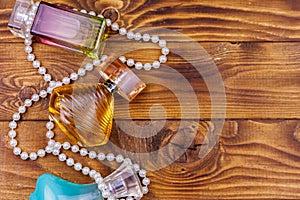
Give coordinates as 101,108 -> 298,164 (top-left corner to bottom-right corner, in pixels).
2,0 -> 300,42
1,120 -> 300,199
1,42 -> 300,120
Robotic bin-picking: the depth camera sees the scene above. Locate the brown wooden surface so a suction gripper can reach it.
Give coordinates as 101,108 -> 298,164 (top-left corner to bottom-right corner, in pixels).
1,0 -> 300,199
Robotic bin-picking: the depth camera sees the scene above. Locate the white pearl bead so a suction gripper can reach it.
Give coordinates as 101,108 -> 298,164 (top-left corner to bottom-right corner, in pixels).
135,62 -> 143,70
89,170 -> 97,178
46,131 -> 54,139
133,164 -> 140,171
152,61 -> 160,69
98,182 -> 106,190
93,59 -> 100,66
95,177 -> 103,184
9,121 -> 17,129
54,142 -> 61,149
52,149 -> 60,156
101,55 -> 108,61
25,46 -> 32,53
89,151 -> 97,159
38,67 -> 46,75
97,153 -> 106,161
80,9 -> 87,14
8,130 -> 16,138
89,11 -> 96,16
142,178 -> 150,185
45,146 -> 53,153
13,147 -> 21,155
159,55 -> 167,63
119,28 -> 127,35
116,155 -> 124,163
142,33 -> 150,42
49,81 -> 56,88
39,90 -> 47,98
159,40 -> 167,47
70,73 -> 78,81
24,99 -> 32,107
80,148 -> 88,156
107,196 -> 115,200
106,153 -> 115,161
111,23 -> 119,31
48,139 -> 55,147
126,59 -> 135,67
18,106 -> 26,114
73,8 -> 78,11
151,35 -> 159,43
37,149 -> 46,157
20,152 -> 29,160
139,169 -> 147,177
12,113 -> 20,121
94,173 -> 101,180
25,39 -> 32,46
142,186 -> 149,194
82,167 -> 90,175
56,81 -> 62,87
97,14 -> 104,18
161,47 -> 170,55
134,32 -> 142,41
59,153 -> 67,162
126,197 -> 133,200
66,158 -> 74,166
143,63 -> 152,71
10,139 -> 17,147
127,31 -> 135,39
32,60 -> 40,68
74,163 -> 82,171
85,63 -> 94,71
71,145 -> 79,153
27,54 -> 35,61
30,152 -> 38,160
31,94 -> 39,101
47,87 -> 53,94
62,77 -> 70,85
119,56 -> 126,63
44,74 -> 51,82
78,68 -> 86,76
106,19 -> 112,26
62,142 -> 71,150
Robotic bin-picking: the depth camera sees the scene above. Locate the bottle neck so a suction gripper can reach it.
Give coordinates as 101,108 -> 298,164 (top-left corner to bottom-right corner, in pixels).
103,79 -> 117,93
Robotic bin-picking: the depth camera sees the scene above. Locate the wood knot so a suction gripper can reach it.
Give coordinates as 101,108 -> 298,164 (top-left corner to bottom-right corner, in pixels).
102,7 -> 119,23
19,86 -> 37,102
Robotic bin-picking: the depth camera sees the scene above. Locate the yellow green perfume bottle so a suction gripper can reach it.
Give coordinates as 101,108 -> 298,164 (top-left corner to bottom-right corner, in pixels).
49,58 -> 146,147
8,0 -> 107,58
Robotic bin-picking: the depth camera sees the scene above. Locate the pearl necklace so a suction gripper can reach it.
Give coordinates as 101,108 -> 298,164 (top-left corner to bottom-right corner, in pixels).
8,1 -> 169,199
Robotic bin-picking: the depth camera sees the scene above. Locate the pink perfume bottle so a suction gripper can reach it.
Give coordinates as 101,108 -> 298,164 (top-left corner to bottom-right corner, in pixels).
8,0 -> 107,58
49,57 -> 146,147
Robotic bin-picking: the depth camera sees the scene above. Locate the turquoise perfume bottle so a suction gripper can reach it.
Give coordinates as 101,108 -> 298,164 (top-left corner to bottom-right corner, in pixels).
30,174 -> 103,200
8,0 -> 107,58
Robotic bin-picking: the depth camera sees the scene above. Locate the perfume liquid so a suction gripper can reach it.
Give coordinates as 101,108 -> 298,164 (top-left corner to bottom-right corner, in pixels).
49,83 -> 114,147
8,0 -> 107,58
49,58 -> 146,147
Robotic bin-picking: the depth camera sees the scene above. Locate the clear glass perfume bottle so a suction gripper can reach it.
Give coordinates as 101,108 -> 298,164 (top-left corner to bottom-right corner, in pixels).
8,0 -> 107,58
49,58 -> 146,147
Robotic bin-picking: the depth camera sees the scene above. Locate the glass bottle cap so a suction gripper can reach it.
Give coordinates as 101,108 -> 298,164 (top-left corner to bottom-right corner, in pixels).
8,0 -> 34,38
99,56 -> 146,102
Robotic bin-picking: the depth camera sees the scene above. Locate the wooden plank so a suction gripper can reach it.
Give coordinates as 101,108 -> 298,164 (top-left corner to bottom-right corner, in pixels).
1,42 -> 300,120
1,0 -> 300,42
1,120 -> 300,199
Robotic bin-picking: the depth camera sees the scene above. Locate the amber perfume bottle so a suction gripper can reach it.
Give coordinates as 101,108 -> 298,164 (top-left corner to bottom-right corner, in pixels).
8,0 -> 107,58
49,58 -> 146,147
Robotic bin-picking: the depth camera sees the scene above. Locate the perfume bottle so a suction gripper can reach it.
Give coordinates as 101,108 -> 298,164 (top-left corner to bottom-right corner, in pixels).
8,0 -> 107,58
49,58 -> 146,147
30,174 -> 103,200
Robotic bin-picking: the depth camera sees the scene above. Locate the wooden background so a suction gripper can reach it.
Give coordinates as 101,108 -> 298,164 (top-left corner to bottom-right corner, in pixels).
1,0 -> 300,199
